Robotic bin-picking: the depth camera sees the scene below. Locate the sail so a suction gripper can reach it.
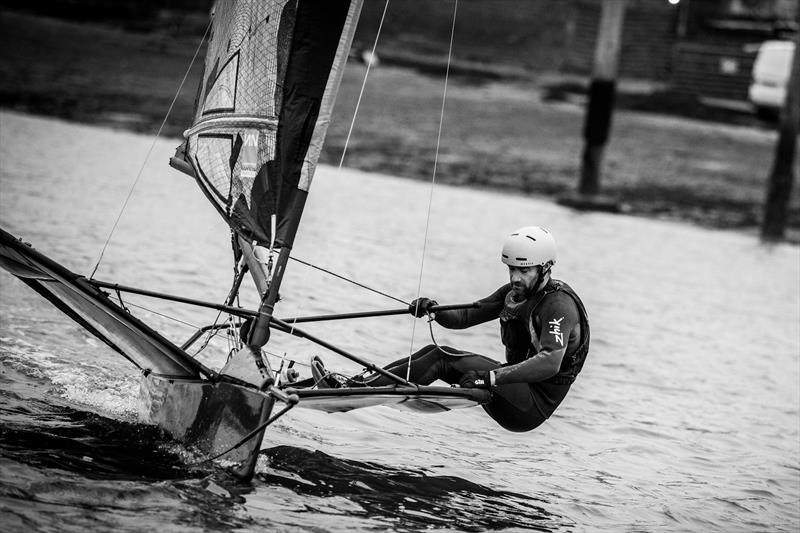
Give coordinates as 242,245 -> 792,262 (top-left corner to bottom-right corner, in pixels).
0,229 -> 204,380
185,0 -> 363,249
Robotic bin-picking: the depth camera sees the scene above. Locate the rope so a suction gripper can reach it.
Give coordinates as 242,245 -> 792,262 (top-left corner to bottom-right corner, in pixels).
106,287 -> 236,360
427,316 -> 468,357
216,255 -> 249,359
269,356 -> 310,370
407,0 -> 458,379
290,255 -> 408,306
193,310 -> 226,358
106,296 -> 201,330
89,20 -> 212,279
189,402 -> 295,467
338,0 -> 390,168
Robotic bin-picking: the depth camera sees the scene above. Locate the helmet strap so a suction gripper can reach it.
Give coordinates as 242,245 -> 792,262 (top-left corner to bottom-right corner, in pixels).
535,264 -> 552,293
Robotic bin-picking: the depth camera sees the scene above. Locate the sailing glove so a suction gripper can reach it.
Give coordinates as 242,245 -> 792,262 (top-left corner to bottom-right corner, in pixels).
409,297 -> 438,318
459,370 -> 495,389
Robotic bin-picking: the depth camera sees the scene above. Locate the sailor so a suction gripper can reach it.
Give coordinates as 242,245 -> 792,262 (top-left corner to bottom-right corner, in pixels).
312,226 -> 590,432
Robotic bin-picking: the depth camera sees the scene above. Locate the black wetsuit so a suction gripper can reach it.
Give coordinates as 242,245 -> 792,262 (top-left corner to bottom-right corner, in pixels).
363,279 -> 590,432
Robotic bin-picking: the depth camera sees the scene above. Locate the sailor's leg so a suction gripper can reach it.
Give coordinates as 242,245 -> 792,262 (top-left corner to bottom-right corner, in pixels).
360,344 -> 442,385
482,384 -> 546,432
482,382 -> 572,432
293,346 -> 503,389
289,347 -> 446,389
439,350 -> 500,383
289,346 -> 451,388
363,345 -> 501,386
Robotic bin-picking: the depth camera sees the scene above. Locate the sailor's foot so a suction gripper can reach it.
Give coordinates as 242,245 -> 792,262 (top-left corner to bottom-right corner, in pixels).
310,356 -> 369,389
344,375 -> 368,387
310,355 -> 349,389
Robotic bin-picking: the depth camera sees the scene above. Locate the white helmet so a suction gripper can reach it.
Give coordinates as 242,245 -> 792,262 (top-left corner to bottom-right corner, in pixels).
501,226 -> 556,269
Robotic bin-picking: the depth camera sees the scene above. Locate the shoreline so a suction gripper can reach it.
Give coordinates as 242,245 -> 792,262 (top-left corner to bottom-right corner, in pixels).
1,11 -> 798,244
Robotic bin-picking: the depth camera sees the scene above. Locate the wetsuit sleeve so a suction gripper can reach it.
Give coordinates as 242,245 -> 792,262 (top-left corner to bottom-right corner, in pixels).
533,293 -> 580,361
434,284 -> 509,330
495,291 -> 581,384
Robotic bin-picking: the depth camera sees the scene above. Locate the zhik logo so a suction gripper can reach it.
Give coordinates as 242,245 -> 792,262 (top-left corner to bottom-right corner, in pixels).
548,317 -> 565,346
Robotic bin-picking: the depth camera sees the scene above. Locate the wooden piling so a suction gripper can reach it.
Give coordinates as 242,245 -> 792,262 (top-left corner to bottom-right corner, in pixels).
761,17 -> 800,241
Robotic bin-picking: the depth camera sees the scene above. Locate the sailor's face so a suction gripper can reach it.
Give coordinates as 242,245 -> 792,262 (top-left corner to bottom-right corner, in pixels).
508,265 -> 540,297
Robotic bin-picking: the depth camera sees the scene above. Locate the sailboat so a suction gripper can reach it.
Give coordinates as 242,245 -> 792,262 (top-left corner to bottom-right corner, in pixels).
0,0 -> 488,480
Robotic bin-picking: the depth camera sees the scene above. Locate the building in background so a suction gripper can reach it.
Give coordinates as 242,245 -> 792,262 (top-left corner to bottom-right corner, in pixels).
668,0 -> 797,101
3,0 -> 797,103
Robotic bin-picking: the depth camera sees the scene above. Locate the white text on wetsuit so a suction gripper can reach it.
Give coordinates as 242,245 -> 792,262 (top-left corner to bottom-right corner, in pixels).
549,317 -> 564,346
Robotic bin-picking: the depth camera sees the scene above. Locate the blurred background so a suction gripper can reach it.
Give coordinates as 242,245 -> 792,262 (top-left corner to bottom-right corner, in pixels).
0,0 -> 798,240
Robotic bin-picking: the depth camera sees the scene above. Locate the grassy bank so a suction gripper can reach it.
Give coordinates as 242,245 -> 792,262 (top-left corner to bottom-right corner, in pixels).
1,11 -> 798,241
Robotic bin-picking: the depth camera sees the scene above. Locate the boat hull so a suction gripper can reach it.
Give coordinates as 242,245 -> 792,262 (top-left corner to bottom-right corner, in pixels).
139,374 -> 274,479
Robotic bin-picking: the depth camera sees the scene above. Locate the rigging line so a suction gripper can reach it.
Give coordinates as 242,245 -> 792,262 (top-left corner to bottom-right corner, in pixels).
194,308 -> 227,357
189,402 -> 296,467
195,303 -> 237,359
107,296 -> 201,330
407,0 -> 458,380
290,255 -> 409,306
194,275 -> 245,357
268,357 -> 311,370
427,317 -> 466,357
108,290 -> 236,358
216,254 -> 248,357
338,0 -> 390,168
89,20 -> 213,280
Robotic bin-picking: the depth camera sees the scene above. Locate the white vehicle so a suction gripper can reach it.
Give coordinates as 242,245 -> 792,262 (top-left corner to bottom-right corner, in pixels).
748,40 -> 796,119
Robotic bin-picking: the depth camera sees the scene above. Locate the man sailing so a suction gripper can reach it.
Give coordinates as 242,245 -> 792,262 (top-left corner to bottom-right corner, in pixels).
310,226 -> 590,432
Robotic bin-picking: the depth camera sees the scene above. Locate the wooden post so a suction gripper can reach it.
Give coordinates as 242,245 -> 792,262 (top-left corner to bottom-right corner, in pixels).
761,18 -> 800,240
676,0 -> 690,39
579,0 -> 627,196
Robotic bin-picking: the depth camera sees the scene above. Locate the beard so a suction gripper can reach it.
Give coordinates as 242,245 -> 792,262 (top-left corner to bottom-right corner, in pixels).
510,280 -> 536,300
509,268 -> 548,300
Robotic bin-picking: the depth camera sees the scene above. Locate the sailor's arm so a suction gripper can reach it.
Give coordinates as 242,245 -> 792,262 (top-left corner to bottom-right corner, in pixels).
432,284 -> 509,329
492,345 -> 566,385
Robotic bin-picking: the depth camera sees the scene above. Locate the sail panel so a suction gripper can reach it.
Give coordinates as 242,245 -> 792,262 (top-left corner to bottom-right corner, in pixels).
31,281 -> 199,379
185,0 -> 363,248
298,0 -> 362,192
0,229 -> 204,380
198,1 -> 289,120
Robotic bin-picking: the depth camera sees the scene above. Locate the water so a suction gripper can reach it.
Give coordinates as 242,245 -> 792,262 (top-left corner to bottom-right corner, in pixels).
0,110 -> 798,532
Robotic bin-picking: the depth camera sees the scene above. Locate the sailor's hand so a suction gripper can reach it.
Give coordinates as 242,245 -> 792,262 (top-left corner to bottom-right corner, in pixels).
459,370 -> 495,389
409,297 -> 438,318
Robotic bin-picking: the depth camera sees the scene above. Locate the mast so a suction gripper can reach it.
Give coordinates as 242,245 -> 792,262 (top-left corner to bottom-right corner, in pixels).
247,0 -> 363,347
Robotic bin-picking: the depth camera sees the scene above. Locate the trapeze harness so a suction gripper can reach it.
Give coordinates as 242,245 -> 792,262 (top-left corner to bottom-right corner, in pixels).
484,279 -> 590,432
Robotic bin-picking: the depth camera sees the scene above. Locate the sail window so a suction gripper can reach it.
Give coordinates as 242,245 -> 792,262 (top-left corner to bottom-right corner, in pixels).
203,53 -> 239,115
195,134 -> 234,204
